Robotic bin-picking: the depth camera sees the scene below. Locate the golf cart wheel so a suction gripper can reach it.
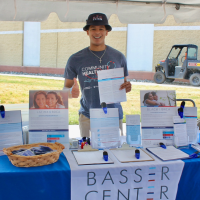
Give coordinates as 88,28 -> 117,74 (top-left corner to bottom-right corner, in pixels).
154,71 -> 166,84
165,78 -> 175,83
189,73 -> 200,86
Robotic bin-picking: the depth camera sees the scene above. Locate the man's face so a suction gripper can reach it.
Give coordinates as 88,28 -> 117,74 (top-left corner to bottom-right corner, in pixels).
87,25 -> 108,46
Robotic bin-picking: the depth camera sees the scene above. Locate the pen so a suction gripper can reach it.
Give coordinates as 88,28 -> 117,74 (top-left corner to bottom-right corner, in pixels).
103,151 -> 108,161
81,137 -> 87,149
178,101 -> 185,118
159,142 -> 166,149
0,105 -> 5,118
178,107 -> 183,118
135,149 -> 140,159
180,101 -> 185,109
189,151 -> 199,158
87,138 -> 90,145
101,102 -> 107,114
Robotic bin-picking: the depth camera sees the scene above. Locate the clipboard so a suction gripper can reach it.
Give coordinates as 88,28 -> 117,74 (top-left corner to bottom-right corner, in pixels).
73,145 -> 114,165
110,143 -> 154,163
146,146 -> 189,161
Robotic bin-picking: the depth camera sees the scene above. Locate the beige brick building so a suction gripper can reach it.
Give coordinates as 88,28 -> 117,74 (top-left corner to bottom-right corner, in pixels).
0,13 -> 200,74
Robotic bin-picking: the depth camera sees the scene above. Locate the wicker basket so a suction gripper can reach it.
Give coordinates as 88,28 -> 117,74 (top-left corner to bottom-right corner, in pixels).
3,142 -> 65,167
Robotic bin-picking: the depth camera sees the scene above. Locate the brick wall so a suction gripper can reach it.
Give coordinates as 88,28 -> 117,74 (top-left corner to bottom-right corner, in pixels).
0,14 -> 200,74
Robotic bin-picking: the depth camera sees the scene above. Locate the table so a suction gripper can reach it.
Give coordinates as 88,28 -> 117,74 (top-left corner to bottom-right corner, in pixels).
176,148 -> 200,200
0,149 -> 200,200
0,153 -> 71,200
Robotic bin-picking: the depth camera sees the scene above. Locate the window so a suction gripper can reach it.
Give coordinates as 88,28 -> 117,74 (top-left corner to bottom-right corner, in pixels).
188,47 -> 197,60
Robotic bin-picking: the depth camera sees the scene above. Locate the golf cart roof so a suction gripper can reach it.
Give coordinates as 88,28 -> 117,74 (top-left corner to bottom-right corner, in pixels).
172,44 -> 198,48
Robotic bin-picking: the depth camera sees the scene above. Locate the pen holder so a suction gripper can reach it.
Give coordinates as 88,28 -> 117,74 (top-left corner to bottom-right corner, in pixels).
174,136 -> 189,149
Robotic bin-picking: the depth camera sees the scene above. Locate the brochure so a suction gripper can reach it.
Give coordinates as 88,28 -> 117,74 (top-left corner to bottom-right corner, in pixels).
140,90 -> 176,147
90,108 -> 120,149
0,110 -> 23,156
29,90 -> 69,148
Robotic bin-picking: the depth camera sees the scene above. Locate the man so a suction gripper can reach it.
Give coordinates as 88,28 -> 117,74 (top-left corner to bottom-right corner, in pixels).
64,13 -> 131,137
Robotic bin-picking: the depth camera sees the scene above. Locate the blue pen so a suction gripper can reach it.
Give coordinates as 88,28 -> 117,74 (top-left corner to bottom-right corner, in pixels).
180,101 -> 185,109
135,149 -> 140,159
159,142 -> 166,149
103,151 -> 108,161
101,102 -> 107,114
189,153 -> 198,158
189,151 -> 199,158
178,101 -> 185,118
0,105 -> 5,118
178,107 -> 183,118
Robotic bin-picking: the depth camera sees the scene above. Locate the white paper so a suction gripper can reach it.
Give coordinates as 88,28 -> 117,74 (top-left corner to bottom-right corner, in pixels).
29,132 -> 47,143
140,90 -> 176,147
29,90 -> 69,148
173,116 -> 188,147
0,111 -> 23,156
90,108 -> 120,149
73,150 -> 114,165
184,107 -> 198,143
97,68 -> 126,104
192,144 -> 200,152
126,115 -> 141,145
110,149 -> 154,162
146,146 -> 189,161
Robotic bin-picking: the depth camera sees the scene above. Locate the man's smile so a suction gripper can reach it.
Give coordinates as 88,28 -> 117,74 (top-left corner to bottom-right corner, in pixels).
94,36 -> 101,39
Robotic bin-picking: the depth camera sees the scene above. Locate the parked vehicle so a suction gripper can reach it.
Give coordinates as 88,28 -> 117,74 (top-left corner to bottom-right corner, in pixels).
154,44 -> 200,86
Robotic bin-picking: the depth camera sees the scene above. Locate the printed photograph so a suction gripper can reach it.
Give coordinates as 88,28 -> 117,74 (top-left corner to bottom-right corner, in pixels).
140,90 -> 176,107
29,90 -> 68,109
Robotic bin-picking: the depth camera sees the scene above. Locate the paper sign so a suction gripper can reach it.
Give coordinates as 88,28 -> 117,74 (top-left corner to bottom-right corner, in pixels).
126,115 -> 141,146
29,90 -> 69,148
183,107 -> 198,143
90,108 -> 120,149
97,68 -> 126,104
173,116 -> 188,147
140,90 -> 176,147
0,110 -> 23,156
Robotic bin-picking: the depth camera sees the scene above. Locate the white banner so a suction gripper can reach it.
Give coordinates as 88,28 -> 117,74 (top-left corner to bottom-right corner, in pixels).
64,149 -> 184,200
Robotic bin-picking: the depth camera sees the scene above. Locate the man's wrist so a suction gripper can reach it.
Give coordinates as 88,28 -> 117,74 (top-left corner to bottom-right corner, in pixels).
63,86 -> 72,98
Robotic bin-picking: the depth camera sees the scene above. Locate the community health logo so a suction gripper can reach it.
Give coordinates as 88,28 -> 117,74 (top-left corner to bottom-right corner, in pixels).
83,61 -> 116,82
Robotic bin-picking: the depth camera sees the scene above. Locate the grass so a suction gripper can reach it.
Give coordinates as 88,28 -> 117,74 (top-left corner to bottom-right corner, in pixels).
1,75 -> 200,124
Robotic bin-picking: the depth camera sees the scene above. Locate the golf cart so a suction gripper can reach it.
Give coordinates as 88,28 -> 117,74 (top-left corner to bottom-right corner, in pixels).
154,44 -> 200,86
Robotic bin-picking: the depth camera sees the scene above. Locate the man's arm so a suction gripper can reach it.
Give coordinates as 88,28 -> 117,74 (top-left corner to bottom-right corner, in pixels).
119,77 -> 132,93
64,78 -> 80,98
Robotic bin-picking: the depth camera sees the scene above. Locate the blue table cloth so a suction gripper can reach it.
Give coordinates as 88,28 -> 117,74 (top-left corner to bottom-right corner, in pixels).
176,148 -> 200,200
0,153 -> 71,200
0,149 -> 200,200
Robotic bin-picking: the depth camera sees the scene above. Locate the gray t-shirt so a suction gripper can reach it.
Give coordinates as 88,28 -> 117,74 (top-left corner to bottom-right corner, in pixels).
64,45 -> 128,119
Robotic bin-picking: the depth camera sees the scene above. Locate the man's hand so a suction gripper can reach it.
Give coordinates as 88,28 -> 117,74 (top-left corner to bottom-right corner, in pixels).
119,80 -> 131,93
71,78 -> 80,98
